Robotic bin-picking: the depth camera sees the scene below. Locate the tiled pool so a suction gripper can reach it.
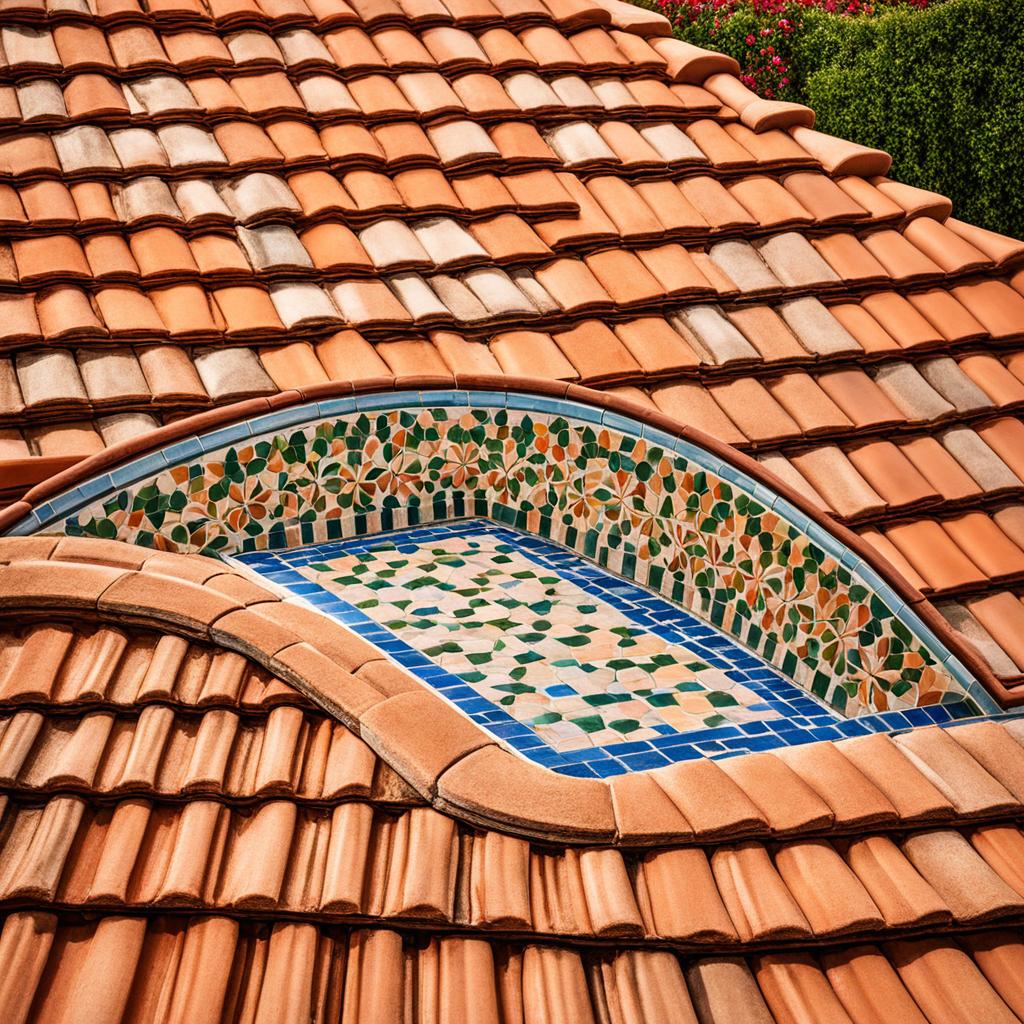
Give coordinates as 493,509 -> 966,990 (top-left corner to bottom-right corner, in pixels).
237,521 -> 976,777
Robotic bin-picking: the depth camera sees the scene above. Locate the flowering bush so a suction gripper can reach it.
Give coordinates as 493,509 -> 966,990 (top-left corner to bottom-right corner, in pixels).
648,0 -> 1023,237
656,0 -> 931,99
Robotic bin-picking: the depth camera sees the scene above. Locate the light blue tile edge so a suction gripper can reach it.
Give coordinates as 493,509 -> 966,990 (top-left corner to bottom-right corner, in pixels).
8,389 -> 974,694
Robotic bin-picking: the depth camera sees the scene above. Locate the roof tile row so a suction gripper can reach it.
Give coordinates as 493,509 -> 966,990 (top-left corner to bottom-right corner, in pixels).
9,784 -> 1024,943
3,913 -> 1024,1024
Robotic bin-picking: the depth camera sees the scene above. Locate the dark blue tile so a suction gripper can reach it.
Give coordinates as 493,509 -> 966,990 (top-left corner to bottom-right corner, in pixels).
619,750 -> 672,770
663,744 -> 706,762
554,762 -> 601,779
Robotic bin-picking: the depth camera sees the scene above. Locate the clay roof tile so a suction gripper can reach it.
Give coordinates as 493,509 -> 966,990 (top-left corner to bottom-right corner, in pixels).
650,381 -> 746,446
953,280 -> 1024,340
902,216 -> 991,274
766,372 -> 853,433
845,441 -> 940,509
872,177 -> 953,221
816,368 -> 905,429
894,438 -> 979,504
783,171 -> 871,224
789,446 -> 885,518
790,126 -> 892,176
946,217 -> 1024,266
551,319 -> 641,384
772,743 -> 898,829
489,330 -> 576,380
315,329 -> 392,380
612,316 -> 700,376
884,520 -> 987,592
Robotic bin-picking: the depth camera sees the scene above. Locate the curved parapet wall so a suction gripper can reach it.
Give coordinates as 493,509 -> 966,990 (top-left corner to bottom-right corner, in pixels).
3,383 -> 994,719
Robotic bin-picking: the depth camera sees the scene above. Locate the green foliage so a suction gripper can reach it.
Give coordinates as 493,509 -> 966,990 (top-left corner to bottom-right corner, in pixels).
673,0 -> 1024,236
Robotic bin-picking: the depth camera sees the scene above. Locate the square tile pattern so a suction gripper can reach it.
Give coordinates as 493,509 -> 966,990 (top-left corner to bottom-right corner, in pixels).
239,521 -> 977,777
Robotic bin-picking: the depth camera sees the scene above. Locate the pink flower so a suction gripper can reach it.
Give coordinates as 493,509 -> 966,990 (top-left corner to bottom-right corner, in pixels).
745,32 -> 756,43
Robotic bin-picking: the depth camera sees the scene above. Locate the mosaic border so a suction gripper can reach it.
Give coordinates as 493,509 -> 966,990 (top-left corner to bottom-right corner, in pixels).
9,390 -> 998,718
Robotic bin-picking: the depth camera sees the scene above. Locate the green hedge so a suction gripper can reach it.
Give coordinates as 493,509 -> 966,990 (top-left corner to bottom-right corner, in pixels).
673,0 -> 1024,238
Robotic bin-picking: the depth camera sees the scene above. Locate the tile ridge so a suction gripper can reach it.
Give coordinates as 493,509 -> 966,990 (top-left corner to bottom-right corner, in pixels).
0,538 -> 1021,845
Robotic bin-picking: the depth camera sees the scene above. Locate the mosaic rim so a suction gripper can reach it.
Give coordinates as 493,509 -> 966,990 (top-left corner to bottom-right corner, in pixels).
240,520 -> 982,776
8,389 -> 994,718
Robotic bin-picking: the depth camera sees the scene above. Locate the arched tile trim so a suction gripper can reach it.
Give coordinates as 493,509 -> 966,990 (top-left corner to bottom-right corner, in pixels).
3,386 -> 997,719
0,537 -> 1023,848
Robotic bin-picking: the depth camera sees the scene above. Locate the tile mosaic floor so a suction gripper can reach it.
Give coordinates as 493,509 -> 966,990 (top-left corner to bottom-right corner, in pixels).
237,521 -> 977,777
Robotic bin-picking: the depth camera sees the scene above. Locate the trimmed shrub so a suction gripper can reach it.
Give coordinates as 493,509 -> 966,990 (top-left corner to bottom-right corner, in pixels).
662,0 -> 1024,236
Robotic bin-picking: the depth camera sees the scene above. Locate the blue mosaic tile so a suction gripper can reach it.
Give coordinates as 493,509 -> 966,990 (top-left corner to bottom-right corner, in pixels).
234,519 -> 1006,775
107,451 -> 166,489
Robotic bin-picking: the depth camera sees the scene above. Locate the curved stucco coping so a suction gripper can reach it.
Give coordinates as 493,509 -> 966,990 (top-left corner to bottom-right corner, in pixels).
0,374 -> 1012,707
0,534 -> 1019,848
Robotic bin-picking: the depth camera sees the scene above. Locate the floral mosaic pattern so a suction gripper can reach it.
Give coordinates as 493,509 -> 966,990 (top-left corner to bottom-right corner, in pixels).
301,532 -> 775,749
54,399 -> 972,718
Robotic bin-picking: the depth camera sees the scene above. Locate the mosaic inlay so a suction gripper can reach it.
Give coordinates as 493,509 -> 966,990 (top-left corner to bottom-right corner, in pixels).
302,532 -> 773,746
21,391 -> 994,720
239,522 -> 979,776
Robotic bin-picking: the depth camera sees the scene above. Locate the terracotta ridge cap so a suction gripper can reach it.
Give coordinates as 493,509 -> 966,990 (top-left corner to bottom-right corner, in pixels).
0,544 -> 1020,845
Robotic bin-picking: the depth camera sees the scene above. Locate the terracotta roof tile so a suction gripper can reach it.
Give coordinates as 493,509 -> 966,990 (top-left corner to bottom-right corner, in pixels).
651,758 -> 767,839
490,329 -> 576,379
947,217 -> 1024,266
718,752 -> 833,835
907,289 -> 988,343
767,372 -> 852,433
610,316 -> 698,376
773,743 -> 898,829
193,345 -> 276,399
709,377 -> 800,445
754,953 -> 855,1024
817,368 -> 904,429
842,835 -> 951,929
651,381 -> 745,446
902,830 -> 1024,923
812,232 -> 890,286
894,726 -> 1018,815
903,216 -> 991,274
873,361 -> 956,423
821,946 -> 934,1024
966,594 -> 1024,672
953,280 -> 1024,340
884,520 -> 987,592
979,417 -> 1024,482
942,427 -> 1022,494
846,441 -> 940,510
551,319 -> 640,383
779,297 -> 861,357
790,447 -> 885,518
712,842 -> 812,941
